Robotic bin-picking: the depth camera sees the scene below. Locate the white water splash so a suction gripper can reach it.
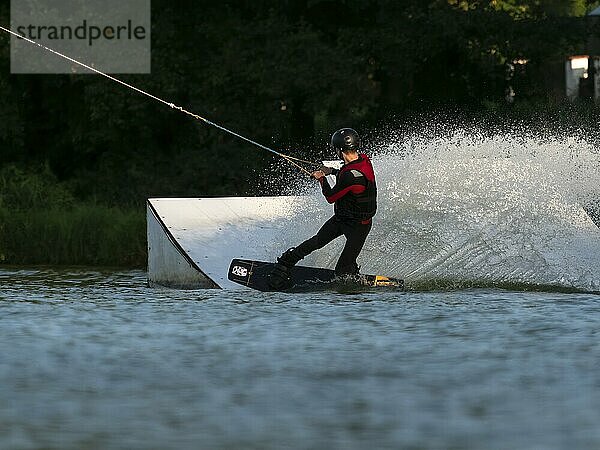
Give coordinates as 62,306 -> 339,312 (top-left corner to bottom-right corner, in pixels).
272,129 -> 600,292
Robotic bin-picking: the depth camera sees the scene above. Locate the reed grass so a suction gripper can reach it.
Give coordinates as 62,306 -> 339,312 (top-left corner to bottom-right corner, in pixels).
0,205 -> 146,267
0,164 -> 147,267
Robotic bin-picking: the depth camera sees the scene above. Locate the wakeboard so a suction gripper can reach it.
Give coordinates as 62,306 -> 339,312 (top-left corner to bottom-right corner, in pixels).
228,258 -> 404,292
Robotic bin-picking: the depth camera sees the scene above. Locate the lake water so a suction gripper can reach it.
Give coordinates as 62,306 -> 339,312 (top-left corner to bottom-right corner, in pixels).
2,268 -> 599,449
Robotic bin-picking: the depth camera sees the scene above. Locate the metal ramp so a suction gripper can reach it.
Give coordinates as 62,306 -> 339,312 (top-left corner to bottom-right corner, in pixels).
147,197 -> 322,289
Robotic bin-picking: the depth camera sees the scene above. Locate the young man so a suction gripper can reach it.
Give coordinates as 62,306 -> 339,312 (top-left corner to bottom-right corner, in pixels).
268,128 -> 377,289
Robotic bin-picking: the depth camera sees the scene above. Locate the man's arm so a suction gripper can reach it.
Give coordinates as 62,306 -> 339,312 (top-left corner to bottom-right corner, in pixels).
318,171 -> 366,204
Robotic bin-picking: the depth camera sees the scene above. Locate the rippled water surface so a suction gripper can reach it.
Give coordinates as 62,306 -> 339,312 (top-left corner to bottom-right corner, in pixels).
1,268 -> 599,449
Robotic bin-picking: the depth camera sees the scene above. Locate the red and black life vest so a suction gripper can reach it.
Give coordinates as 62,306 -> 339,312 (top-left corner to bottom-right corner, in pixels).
322,154 -> 377,221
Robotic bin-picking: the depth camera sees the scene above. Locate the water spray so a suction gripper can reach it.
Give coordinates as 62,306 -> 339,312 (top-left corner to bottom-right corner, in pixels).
0,25 -> 315,176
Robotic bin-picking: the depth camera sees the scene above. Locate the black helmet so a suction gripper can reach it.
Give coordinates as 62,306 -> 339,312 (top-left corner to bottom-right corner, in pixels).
331,128 -> 360,158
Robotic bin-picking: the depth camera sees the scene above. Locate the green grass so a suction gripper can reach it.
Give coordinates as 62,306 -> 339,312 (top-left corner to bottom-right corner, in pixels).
0,164 -> 147,267
0,204 -> 146,267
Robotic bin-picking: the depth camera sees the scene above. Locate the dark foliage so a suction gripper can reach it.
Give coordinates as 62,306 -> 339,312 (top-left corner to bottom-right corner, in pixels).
0,0 -> 598,206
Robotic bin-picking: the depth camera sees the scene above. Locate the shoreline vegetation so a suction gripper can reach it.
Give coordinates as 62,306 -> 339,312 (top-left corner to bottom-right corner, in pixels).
0,165 -> 146,267
0,205 -> 146,267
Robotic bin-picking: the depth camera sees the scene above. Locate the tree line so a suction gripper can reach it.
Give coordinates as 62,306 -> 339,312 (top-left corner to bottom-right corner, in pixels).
0,0 -> 598,206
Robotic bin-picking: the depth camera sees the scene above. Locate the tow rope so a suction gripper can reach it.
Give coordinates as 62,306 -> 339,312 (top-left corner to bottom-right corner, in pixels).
0,25 -> 315,176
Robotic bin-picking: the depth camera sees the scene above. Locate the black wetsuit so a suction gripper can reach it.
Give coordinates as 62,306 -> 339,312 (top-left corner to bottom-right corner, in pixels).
281,154 -> 377,275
